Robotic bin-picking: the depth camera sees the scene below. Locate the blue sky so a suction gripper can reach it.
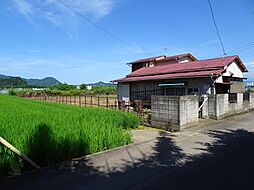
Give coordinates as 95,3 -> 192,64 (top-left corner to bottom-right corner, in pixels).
0,0 -> 254,84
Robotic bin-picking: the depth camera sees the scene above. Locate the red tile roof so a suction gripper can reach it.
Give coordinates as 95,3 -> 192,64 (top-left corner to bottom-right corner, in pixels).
112,55 -> 248,83
128,56 -> 239,77
113,69 -> 223,82
128,53 -> 197,65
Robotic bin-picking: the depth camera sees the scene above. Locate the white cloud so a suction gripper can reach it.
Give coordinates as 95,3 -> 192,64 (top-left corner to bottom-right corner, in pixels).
51,0 -> 115,18
0,55 -> 127,73
246,61 -> 254,67
11,0 -> 117,33
0,55 -> 129,83
12,0 -> 34,16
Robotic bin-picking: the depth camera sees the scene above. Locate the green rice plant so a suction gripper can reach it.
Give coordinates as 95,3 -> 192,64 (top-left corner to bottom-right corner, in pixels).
0,95 -> 139,177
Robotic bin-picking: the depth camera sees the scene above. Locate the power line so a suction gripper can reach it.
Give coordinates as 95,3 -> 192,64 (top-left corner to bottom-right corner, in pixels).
55,0 -> 142,53
236,44 -> 254,53
207,0 -> 227,56
238,0 -> 254,16
227,41 -> 254,53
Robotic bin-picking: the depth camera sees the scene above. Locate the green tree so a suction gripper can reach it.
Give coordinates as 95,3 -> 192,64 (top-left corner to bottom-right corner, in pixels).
80,83 -> 87,90
49,83 -> 76,91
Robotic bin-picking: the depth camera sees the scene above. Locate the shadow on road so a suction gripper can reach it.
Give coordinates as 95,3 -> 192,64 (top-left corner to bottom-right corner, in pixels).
1,129 -> 254,190
132,129 -> 254,190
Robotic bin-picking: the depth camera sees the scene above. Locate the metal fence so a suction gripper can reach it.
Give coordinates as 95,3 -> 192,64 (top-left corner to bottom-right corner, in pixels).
28,95 -> 119,109
24,95 -> 151,125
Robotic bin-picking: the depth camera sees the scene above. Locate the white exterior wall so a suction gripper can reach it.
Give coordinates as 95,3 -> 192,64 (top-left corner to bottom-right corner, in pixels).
222,61 -> 244,78
215,76 -> 223,83
186,78 -> 213,94
177,57 -> 193,63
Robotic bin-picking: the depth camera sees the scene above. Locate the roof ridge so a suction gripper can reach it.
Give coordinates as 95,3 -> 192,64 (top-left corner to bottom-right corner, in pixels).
197,55 -> 237,61
128,53 -> 195,64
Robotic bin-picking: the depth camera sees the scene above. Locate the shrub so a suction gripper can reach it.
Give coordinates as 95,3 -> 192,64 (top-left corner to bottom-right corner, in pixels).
49,83 -> 76,91
91,86 -> 116,95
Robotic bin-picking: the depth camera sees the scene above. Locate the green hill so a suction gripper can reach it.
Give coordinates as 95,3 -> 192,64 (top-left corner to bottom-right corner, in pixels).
0,77 -> 28,88
24,77 -> 61,87
0,74 -> 61,87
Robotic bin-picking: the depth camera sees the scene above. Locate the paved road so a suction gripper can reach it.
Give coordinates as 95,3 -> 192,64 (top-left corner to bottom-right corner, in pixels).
1,112 -> 254,190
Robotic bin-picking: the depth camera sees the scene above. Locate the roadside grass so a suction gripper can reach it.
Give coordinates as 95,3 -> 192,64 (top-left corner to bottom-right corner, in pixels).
0,95 -> 139,177
134,125 -> 166,132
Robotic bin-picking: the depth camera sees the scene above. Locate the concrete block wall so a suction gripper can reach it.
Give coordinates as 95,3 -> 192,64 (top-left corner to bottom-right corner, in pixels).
216,94 -> 229,119
208,93 -> 254,120
250,93 -> 254,108
237,93 -> 243,110
199,95 -> 209,119
208,95 -> 216,118
151,95 -> 199,131
151,96 -> 180,131
151,93 -> 254,131
179,96 -> 199,129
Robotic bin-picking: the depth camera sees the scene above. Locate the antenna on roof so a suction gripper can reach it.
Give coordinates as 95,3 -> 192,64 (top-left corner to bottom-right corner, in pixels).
162,48 -> 168,56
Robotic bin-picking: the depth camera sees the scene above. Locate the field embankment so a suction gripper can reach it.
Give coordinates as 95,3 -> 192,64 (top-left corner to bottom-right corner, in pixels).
0,95 -> 139,177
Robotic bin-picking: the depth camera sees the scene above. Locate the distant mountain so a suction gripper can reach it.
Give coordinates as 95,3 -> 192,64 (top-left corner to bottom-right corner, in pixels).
24,77 -> 61,87
0,74 -> 10,79
0,74 -> 61,87
0,77 -> 28,88
87,81 -> 115,87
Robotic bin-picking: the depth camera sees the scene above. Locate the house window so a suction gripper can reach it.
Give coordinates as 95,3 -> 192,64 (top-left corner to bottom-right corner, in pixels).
188,88 -> 199,95
165,87 -> 185,96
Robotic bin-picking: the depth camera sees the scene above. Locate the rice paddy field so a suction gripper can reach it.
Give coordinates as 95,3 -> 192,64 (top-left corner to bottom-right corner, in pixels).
0,95 -> 139,177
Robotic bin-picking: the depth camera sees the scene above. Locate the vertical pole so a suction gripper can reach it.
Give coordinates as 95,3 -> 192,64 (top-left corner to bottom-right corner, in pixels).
98,97 -> 100,107
115,98 -> 117,110
106,97 -> 109,109
91,96 -> 93,107
79,96 -> 81,106
85,96 -> 87,106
